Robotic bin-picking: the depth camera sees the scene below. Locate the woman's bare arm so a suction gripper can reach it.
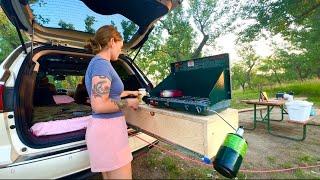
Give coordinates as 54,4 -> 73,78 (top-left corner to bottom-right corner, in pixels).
90,76 -> 128,113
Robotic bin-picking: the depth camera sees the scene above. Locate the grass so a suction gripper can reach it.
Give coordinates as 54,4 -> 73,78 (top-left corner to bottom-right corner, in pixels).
297,154 -> 316,164
138,148 -> 213,179
281,162 -> 293,169
231,79 -> 320,109
160,157 -> 181,178
267,156 -> 277,164
144,150 -> 162,169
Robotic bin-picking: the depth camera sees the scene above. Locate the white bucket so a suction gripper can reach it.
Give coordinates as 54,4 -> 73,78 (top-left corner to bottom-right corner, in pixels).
285,100 -> 313,121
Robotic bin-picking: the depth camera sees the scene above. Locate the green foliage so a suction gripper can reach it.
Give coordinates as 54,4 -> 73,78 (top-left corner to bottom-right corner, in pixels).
160,157 -> 180,178
266,156 -> 276,164
239,0 -> 320,80
121,20 -> 138,43
281,162 -> 293,168
110,20 -> 116,27
58,20 -> 75,30
48,75 -> 82,90
29,0 -> 50,25
232,44 -> 260,90
258,55 -> 285,84
183,167 -> 212,179
231,62 -> 247,90
297,154 -> 316,164
135,6 -> 194,84
231,89 -> 259,109
144,151 -> 160,169
84,16 -> 96,34
0,10 -> 22,62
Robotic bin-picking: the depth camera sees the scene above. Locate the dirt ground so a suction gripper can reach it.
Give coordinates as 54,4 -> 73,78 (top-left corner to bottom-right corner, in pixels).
237,108 -> 320,179
89,107 -> 320,179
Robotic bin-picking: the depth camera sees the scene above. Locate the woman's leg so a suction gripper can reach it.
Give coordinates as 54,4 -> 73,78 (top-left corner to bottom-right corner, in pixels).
101,162 -> 132,179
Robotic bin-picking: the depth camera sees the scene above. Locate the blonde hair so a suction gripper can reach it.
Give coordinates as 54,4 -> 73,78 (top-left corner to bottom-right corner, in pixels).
85,25 -> 123,54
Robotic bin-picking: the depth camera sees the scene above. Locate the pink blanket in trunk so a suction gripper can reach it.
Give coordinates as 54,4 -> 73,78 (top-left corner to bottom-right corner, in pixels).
31,116 -> 91,136
53,95 -> 75,104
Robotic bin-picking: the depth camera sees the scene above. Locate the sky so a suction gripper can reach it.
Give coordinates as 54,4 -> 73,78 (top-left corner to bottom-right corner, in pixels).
30,0 -> 128,33
205,33 -> 275,63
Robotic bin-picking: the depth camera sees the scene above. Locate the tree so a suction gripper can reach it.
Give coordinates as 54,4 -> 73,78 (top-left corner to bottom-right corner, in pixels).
58,20 -> 75,30
277,49 -> 314,81
30,0 -> 50,25
84,15 -> 96,34
135,6 -> 195,84
0,9 -> 21,61
159,6 -> 194,60
121,20 -> 138,43
237,44 -> 260,88
258,55 -> 284,84
110,20 -> 116,27
231,62 -> 247,90
188,0 -> 242,58
239,0 -> 320,79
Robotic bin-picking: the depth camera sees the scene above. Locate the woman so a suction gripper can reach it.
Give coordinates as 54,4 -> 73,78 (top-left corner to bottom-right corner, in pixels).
84,25 -> 139,179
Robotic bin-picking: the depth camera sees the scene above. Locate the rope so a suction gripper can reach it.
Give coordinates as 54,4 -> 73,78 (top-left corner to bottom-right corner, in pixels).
129,131 -> 211,167
240,164 -> 320,173
129,131 -> 320,174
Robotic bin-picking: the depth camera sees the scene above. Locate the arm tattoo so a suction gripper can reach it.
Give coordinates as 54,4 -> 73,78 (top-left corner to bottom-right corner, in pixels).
111,99 -> 128,109
92,80 -> 110,98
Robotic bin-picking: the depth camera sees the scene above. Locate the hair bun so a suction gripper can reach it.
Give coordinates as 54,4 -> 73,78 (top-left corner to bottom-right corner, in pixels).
85,38 -> 102,54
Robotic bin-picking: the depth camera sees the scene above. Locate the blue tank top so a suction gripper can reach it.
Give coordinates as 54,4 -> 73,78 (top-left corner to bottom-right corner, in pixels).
85,55 -> 124,119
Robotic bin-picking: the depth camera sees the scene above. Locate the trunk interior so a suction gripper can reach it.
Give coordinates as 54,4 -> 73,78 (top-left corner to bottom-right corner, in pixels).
14,45 -> 147,148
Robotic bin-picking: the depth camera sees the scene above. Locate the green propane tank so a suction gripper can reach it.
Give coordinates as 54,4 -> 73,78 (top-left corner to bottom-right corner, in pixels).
213,127 -> 248,178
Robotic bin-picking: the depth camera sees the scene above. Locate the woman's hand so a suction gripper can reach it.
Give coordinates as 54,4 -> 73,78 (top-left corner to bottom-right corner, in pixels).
121,91 -> 139,98
126,98 -> 139,110
129,91 -> 139,97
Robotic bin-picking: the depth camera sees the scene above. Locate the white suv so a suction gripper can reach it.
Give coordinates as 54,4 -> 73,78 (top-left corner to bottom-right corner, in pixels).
0,0 -> 180,178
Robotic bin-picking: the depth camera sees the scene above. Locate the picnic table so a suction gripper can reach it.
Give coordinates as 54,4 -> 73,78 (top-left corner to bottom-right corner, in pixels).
241,99 -> 312,141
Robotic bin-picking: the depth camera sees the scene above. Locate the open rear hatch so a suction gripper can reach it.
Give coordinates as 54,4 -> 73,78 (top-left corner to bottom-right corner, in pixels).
1,0 -> 181,50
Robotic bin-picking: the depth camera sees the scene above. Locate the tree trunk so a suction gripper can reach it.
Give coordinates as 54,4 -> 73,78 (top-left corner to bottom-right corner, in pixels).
241,83 -> 245,91
273,70 -> 281,84
192,34 -> 209,58
296,66 -> 304,82
246,71 -> 252,89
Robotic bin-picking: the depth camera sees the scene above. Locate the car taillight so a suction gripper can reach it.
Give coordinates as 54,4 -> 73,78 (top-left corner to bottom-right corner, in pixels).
0,82 -> 4,111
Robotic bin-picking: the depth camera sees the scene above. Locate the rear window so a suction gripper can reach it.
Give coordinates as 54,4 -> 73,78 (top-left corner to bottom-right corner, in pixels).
47,75 -> 82,90
30,0 -> 138,40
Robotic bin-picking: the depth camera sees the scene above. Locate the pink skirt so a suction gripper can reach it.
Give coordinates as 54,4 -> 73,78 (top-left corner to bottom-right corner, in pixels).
85,116 -> 133,172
